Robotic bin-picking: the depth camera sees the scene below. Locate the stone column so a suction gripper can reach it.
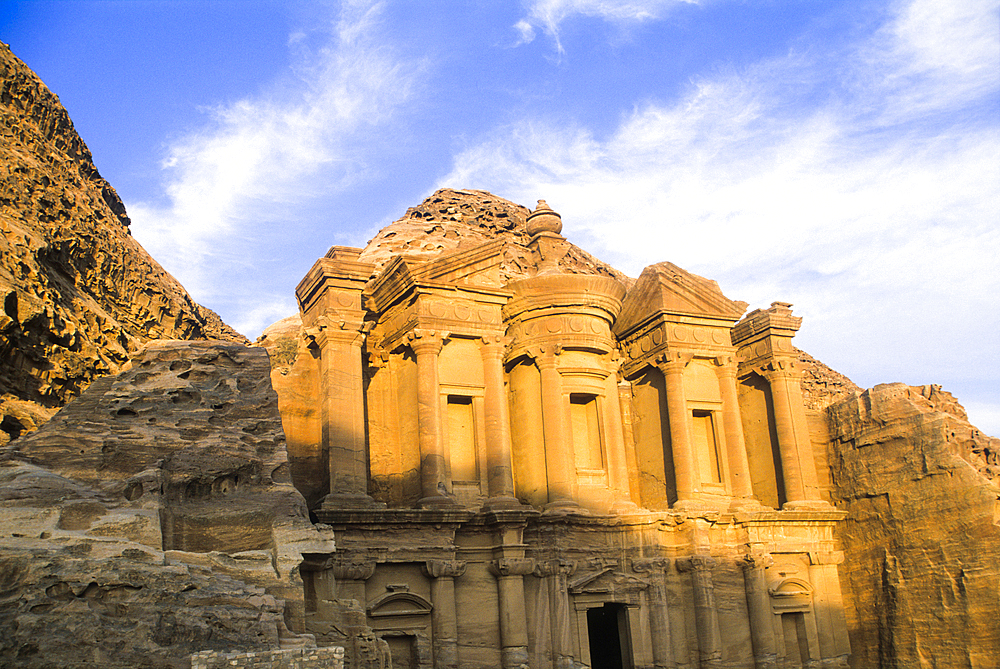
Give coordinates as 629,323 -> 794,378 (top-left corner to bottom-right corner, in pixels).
807,552 -> 851,663
328,557 -> 376,610
633,558 -> 673,668
739,554 -> 778,669
424,560 -> 467,669
715,356 -> 755,501
482,336 -> 518,507
618,380 -> 643,507
761,363 -> 819,505
410,329 -> 456,507
536,346 -> 578,510
656,353 -> 697,502
489,558 -> 536,669
317,324 -> 376,507
604,367 -> 637,512
536,558 -> 578,669
677,556 -> 722,666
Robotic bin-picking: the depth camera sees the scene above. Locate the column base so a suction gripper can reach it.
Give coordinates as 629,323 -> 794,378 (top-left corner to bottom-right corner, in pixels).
782,499 -> 835,511
417,493 -> 461,508
480,496 -> 527,512
728,496 -> 767,513
318,493 -> 386,510
542,499 -> 588,516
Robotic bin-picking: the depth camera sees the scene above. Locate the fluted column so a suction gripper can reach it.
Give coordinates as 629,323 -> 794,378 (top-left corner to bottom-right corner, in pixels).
760,363 -> 821,505
489,558 -> 536,669
677,556 -> 722,666
536,346 -> 578,510
410,329 -> 456,507
739,553 -> 777,669
715,356 -> 755,500
656,353 -> 697,502
424,560 -> 467,669
482,336 -> 518,507
536,558 -> 578,669
633,558 -> 673,668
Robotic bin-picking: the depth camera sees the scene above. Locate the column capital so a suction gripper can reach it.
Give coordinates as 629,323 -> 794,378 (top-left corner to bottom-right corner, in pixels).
423,559 -> 468,579
713,354 -> 738,373
526,343 -> 563,366
755,358 -> 801,381
632,557 -> 670,575
654,351 -> 692,374
739,552 -> 774,572
534,558 -> 578,578
329,556 -> 376,581
489,558 -> 536,578
676,555 -> 717,573
808,550 -> 845,566
408,328 -> 449,355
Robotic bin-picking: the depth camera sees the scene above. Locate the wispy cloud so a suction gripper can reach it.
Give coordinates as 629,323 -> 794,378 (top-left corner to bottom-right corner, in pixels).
448,0 -> 1000,425
514,0 -> 700,51
127,1 -> 423,335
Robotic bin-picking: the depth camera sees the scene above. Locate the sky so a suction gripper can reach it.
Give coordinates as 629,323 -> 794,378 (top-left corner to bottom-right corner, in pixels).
2,0 -> 998,434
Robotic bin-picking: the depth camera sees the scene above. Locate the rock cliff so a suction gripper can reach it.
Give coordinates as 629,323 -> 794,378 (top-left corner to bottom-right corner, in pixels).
0,42 -> 245,447
827,383 -> 1000,668
0,341 -> 332,668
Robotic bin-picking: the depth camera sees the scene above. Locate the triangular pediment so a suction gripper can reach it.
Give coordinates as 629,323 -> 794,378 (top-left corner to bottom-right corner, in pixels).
408,239 -> 507,287
365,240 -> 509,312
613,262 -> 748,337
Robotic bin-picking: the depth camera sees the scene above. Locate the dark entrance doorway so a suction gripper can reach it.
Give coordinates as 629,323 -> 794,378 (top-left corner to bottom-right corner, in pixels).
587,603 -> 632,669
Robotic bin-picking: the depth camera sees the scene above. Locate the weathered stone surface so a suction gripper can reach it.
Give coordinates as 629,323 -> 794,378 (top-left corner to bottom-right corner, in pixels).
827,383 -> 1000,668
0,42 -> 246,446
0,341 -> 332,667
358,187 -> 630,285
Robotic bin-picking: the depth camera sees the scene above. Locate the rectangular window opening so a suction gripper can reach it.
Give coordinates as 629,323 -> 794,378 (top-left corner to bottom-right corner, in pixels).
447,395 -> 477,481
571,394 -> 603,470
692,410 -> 723,483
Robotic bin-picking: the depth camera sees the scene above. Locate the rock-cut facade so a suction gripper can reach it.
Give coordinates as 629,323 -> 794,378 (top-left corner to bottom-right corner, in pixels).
284,191 -> 852,669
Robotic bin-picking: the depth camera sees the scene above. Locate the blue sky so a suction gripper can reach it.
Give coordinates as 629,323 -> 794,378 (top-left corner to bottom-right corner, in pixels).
3,0 -> 998,434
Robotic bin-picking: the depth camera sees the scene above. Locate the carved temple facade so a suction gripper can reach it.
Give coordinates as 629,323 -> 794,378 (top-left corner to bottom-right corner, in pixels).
287,201 -> 851,668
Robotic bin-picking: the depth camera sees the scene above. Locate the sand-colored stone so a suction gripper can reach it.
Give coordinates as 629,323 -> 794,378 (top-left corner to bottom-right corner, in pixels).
281,196 -> 851,669
0,341 -> 336,667
827,383 -> 1000,669
0,42 -> 245,447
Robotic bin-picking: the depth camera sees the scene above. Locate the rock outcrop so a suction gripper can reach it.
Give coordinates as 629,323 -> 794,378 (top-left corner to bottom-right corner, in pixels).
0,341 -> 332,668
0,42 -> 246,447
827,383 -> 1000,668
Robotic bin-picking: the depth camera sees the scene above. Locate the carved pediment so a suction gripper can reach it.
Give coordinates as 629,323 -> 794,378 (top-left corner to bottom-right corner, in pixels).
613,262 -> 748,338
568,564 -> 649,597
366,241 -> 510,312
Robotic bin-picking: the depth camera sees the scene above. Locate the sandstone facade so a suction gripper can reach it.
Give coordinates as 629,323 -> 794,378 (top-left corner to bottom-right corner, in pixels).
0,42 -> 245,447
278,194 -> 852,669
0,341 -> 336,668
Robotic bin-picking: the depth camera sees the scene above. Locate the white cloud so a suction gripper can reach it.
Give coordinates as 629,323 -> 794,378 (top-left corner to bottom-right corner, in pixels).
447,0 -> 1000,427
127,1 -> 423,331
516,0 -> 700,52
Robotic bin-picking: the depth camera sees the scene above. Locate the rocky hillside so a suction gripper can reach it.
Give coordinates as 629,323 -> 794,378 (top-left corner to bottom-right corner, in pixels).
827,383 -> 1000,667
0,42 -> 245,446
0,341 -> 332,668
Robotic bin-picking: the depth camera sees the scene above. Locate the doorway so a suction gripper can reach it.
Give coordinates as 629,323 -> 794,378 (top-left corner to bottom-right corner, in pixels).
586,603 -> 632,669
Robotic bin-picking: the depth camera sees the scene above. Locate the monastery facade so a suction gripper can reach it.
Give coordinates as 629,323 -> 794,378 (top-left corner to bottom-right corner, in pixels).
288,199 -> 851,669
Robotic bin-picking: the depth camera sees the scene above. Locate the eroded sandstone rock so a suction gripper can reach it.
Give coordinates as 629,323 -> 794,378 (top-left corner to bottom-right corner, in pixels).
0,341 -> 332,667
827,383 -> 1000,668
0,42 -> 246,446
